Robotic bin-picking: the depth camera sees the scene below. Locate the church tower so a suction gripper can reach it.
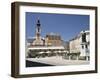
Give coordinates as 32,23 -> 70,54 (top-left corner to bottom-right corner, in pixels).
32,18 -> 44,46
35,18 -> 41,39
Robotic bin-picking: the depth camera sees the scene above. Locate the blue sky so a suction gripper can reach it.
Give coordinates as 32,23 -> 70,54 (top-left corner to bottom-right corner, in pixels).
26,12 -> 89,41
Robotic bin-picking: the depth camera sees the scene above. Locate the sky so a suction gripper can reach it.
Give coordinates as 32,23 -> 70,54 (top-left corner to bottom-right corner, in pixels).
26,12 -> 89,41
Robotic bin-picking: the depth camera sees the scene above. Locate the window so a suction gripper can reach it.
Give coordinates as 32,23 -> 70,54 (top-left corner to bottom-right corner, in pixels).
82,33 -> 86,42
82,45 -> 84,49
85,45 -> 88,49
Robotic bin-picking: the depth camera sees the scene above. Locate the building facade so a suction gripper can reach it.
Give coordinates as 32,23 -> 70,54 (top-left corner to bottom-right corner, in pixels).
69,35 -> 81,53
80,30 -> 90,60
69,30 -> 90,60
45,33 -> 62,46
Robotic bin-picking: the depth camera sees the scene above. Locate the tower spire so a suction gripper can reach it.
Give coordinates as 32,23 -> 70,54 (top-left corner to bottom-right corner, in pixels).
35,17 -> 41,38
37,17 -> 40,26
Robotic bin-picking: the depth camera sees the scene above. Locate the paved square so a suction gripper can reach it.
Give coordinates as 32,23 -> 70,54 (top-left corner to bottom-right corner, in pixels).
26,56 -> 89,66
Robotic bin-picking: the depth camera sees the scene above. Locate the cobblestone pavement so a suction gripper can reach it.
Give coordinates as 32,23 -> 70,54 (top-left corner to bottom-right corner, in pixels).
26,56 -> 89,66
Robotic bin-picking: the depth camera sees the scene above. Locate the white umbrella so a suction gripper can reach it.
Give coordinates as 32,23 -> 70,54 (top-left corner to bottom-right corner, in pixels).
53,51 -> 59,53
63,50 -> 68,53
46,51 -> 51,53
38,51 -> 44,54
58,50 -> 62,53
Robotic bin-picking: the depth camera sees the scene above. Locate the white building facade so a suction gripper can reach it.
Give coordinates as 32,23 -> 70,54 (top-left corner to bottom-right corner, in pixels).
69,30 -> 90,60
80,30 -> 90,60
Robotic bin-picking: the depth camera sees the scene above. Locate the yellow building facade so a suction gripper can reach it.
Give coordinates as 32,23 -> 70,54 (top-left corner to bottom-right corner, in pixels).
45,33 -> 62,46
